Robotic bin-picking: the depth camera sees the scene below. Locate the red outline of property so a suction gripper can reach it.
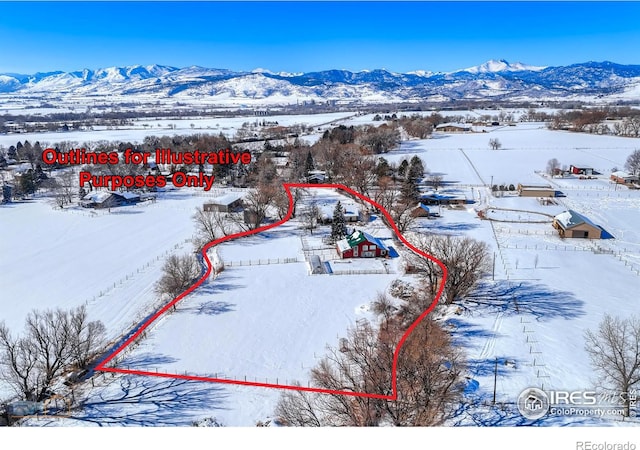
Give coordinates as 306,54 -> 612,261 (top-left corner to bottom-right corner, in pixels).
95,183 -> 448,400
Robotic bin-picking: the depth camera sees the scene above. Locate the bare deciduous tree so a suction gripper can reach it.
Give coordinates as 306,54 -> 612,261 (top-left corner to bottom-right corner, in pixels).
275,316 -> 465,426
489,138 -> 502,150
0,306 -> 105,401
192,207 -> 234,249
406,233 -> 490,304
585,314 -> 640,417
155,253 -> 201,298
428,174 -> 444,190
68,305 -> 106,370
625,149 -> 640,176
546,158 -> 560,176
303,201 -> 320,234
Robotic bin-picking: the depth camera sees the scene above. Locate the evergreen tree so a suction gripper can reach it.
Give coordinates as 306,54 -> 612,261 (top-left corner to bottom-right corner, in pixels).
408,155 -> 425,180
2,184 -> 12,203
398,159 -> 409,178
330,201 -> 347,242
304,150 -> 315,176
375,157 -> 391,179
400,177 -> 419,204
18,170 -> 36,196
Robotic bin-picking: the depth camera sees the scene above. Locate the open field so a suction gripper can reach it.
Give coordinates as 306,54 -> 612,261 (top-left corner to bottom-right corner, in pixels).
2,114 -> 640,426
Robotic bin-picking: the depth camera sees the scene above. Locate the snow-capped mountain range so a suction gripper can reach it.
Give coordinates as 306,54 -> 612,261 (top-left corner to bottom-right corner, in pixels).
1,59 -> 639,104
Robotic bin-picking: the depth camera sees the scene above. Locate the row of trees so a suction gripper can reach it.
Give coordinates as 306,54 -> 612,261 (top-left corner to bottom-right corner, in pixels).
276,298 -> 466,426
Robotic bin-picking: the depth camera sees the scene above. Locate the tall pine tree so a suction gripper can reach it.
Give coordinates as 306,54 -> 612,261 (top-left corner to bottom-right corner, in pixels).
330,201 -> 347,243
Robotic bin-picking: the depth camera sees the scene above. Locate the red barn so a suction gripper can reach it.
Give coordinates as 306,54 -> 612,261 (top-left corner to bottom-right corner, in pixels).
336,230 -> 389,259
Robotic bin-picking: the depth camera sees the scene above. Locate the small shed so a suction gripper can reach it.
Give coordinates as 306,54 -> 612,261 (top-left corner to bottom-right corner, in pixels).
203,193 -> 244,212
517,184 -> 556,198
552,210 -> 602,239
336,230 -> 389,258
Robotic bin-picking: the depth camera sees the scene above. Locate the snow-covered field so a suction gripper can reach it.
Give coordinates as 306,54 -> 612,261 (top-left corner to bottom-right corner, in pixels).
0,111 -> 357,149
2,116 -> 640,427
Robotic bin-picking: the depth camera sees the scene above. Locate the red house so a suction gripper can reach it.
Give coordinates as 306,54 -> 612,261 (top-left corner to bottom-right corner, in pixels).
336,230 -> 389,259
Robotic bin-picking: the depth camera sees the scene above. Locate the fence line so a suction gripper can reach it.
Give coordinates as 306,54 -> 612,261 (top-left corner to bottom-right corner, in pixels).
330,268 -> 390,276
224,257 -> 301,267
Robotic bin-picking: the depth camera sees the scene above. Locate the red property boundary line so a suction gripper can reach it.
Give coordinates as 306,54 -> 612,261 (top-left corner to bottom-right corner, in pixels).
95,183 -> 448,401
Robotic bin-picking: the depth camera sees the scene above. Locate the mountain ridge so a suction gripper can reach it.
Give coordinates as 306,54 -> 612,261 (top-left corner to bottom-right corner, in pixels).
2,60 -> 639,103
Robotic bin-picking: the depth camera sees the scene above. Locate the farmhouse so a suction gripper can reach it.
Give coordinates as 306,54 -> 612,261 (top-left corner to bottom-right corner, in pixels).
306,170 -> 327,184
552,210 -> 602,239
80,191 -> 140,209
319,202 -> 360,223
569,165 -> 595,176
203,193 -> 244,212
517,183 -> 557,198
336,230 -> 389,259
434,123 -> 472,133
610,171 -> 639,186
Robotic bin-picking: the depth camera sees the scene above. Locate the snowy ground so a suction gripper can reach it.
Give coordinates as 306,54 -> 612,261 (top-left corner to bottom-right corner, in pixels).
3,117 -> 640,427
0,111 -> 356,149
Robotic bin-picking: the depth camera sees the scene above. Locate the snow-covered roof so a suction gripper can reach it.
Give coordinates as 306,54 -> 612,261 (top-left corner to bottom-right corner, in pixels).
519,184 -> 553,189
339,229 -> 389,252
81,190 -> 140,203
611,170 -> 635,179
208,192 -> 244,206
554,210 -> 599,230
118,191 -> 140,200
336,238 -> 351,253
318,202 -> 360,220
82,191 -> 112,203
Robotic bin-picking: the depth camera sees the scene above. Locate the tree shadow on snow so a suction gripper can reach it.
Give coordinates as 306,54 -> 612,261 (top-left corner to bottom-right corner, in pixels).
178,300 -> 236,316
118,353 -> 179,370
465,281 -> 585,321
416,221 -> 480,234
70,375 -> 229,426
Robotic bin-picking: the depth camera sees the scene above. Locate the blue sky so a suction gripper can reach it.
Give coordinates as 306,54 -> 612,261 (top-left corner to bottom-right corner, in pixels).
1,1 -> 639,74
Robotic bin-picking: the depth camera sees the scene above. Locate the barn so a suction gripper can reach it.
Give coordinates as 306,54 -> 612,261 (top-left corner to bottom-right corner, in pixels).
552,210 -> 602,239
336,230 -> 389,258
80,191 -> 140,209
569,165 -> 595,176
434,123 -> 472,133
203,193 -> 244,212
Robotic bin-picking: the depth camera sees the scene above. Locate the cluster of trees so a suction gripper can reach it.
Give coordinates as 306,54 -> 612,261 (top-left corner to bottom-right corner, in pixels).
276,295 -> 465,426
0,306 -> 105,402
546,107 -> 640,137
